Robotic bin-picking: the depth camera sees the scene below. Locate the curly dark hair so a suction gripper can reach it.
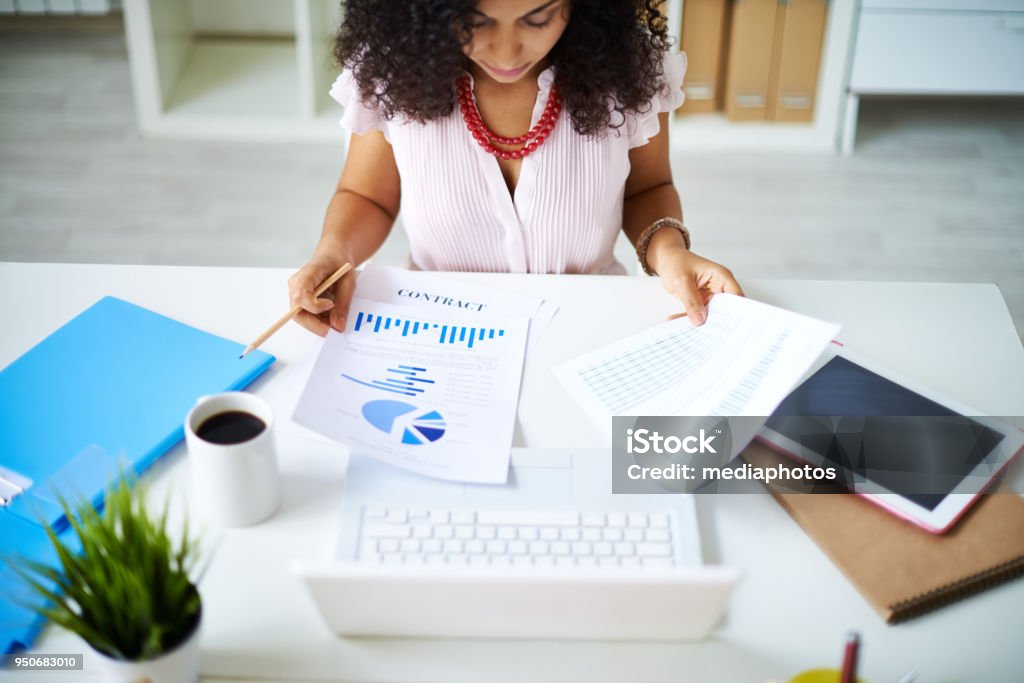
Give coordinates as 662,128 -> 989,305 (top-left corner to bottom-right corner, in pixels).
334,0 -> 672,136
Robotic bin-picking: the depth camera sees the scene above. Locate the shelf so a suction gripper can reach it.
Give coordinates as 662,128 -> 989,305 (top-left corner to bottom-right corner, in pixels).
672,113 -> 838,153
124,0 -> 857,151
166,39 -> 300,120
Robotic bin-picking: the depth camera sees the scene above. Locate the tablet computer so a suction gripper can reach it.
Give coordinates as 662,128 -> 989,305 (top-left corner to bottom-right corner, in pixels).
757,345 -> 1024,533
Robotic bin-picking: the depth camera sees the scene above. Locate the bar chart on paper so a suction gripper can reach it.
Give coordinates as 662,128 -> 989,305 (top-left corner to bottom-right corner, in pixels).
351,310 -> 505,350
294,297 -> 529,482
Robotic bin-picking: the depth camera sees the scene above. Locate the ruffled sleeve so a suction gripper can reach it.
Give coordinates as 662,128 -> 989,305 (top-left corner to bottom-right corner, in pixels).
329,69 -> 390,141
625,50 -> 687,149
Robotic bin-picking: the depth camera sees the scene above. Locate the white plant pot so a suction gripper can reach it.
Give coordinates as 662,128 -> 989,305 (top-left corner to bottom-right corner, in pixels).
89,617 -> 201,683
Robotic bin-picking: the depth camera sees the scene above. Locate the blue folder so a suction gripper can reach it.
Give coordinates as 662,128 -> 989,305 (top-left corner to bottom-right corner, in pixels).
0,296 -> 275,654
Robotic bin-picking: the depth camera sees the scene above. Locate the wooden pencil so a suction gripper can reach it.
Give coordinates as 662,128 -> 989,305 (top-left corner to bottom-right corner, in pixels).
240,262 -> 353,358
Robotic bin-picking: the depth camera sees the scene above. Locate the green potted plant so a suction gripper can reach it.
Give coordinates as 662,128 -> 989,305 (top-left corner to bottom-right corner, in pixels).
11,475 -> 202,683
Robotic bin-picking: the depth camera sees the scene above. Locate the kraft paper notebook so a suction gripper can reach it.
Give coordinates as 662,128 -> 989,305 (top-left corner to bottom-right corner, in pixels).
742,443 -> 1024,623
0,296 -> 275,654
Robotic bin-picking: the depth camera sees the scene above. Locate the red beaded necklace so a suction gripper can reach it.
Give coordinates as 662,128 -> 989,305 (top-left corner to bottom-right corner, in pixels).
457,74 -> 561,160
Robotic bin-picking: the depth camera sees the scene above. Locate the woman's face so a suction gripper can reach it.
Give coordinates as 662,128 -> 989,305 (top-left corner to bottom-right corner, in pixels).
463,0 -> 571,83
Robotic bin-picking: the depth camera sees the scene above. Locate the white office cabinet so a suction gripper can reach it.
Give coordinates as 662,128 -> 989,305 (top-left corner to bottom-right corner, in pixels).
850,10 -> 1024,93
842,0 -> 1024,152
124,0 -> 858,151
124,0 -> 342,142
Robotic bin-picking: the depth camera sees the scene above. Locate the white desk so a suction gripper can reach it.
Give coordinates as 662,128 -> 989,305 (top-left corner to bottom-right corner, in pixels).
3,262 -> 1023,683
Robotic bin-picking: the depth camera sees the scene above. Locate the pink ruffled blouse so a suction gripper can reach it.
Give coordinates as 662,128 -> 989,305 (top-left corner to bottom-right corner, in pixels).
330,51 -> 686,275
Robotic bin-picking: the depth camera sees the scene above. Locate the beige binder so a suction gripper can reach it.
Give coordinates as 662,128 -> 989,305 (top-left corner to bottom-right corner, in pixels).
678,0 -> 731,115
723,0 -> 779,121
767,0 -> 829,122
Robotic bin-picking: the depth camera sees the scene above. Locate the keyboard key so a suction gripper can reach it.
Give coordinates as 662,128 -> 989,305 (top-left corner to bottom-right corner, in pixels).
614,542 -> 635,557
455,526 -> 475,540
636,543 -> 672,557
533,556 -> 555,567
577,556 -> 598,568
581,513 -> 606,527
571,541 -> 592,556
469,555 -> 489,566
529,541 -> 550,555
594,542 -> 613,557
508,540 -> 528,555
443,540 -> 464,554
551,541 -> 571,555
452,510 -> 475,525
561,527 -> 581,541
423,539 -> 442,554
408,508 -> 429,519
381,554 -> 403,565
540,528 -> 559,541
425,555 -> 446,566
379,539 -> 400,553
621,557 -> 642,568
649,513 -> 670,528
491,555 -> 513,566
365,524 -> 411,539
497,526 -> 517,540
403,554 -> 426,565
400,539 -> 421,553
582,528 -> 601,541
627,512 -> 648,528
607,513 -> 627,528
477,526 -> 497,540
645,529 -> 671,543
512,556 -> 532,567
519,526 -> 539,541
602,528 -> 623,542
365,506 -> 387,519
447,554 -> 470,566
598,557 -> 620,567
624,528 -> 644,542
429,509 -> 450,524
412,525 -> 432,539
476,510 -> 580,527
555,556 -> 576,567
486,540 -> 507,554
465,540 -> 485,554
386,509 -> 408,524
435,525 -> 454,539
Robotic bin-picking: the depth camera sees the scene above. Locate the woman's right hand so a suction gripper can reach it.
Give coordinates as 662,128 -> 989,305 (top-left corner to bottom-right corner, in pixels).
287,254 -> 358,336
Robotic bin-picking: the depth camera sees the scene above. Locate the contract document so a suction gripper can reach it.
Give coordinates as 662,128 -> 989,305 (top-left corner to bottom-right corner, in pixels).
293,298 -> 529,483
356,266 -> 558,349
554,294 -> 840,450
276,266 -> 557,447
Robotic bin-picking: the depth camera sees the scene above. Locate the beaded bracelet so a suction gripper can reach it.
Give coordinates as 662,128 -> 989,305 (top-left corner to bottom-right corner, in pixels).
635,217 -> 691,276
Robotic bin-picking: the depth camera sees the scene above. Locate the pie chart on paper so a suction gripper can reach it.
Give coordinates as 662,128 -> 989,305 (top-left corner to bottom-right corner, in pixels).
361,400 -> 447,445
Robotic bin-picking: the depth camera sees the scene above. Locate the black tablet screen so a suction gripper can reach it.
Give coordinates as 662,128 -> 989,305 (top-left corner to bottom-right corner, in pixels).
765,356 -> 1004,510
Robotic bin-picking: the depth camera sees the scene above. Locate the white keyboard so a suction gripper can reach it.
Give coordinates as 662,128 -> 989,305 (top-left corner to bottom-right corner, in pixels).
357,506 -> 684,569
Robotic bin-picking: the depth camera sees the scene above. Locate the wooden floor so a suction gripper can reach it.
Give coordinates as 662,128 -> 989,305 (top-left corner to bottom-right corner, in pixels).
1,26 -> 1023,340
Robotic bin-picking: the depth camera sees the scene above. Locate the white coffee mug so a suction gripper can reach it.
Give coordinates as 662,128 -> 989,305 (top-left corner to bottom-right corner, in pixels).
185,392 -> 281,528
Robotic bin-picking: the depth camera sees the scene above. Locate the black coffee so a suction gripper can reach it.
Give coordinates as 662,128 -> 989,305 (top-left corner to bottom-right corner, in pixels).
195,410 -> 266,445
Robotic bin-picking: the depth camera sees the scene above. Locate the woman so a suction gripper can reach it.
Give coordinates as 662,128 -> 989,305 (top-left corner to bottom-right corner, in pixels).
289,0 -> 742,335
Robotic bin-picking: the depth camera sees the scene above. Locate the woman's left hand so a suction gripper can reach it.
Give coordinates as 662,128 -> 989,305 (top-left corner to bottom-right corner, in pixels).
651,244 -> 744,325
